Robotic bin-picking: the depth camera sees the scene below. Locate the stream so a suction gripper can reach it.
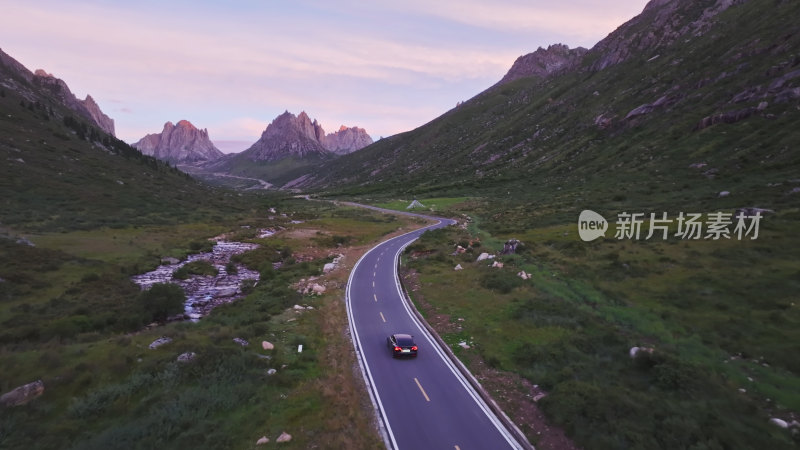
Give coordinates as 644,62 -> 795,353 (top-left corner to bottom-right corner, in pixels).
131,240 -> 261,321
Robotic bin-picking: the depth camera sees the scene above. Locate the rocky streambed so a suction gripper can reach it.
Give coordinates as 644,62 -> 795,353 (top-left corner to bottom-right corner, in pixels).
131,240 -> 261,321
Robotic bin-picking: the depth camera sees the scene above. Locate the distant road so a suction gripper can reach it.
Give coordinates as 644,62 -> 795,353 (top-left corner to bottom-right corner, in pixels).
345,206 -> 525,449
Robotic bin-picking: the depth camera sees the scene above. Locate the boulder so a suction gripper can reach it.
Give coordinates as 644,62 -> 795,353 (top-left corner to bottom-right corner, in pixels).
323,263 -> 336,273
458,341 -> 471,350
267,368 -> 277,376
501,239 -> 521,254
0,380 -> 45,407
257,436 -> 270,445
277,431 -> 292,443
149,336 -> 173,350
630,346 -> 654,358
176,352 -> 196,363
311,284 -> 326,295
476,253 -> 494,261
491,261 -> 504,268
517,271 -> 531,280
233,337 -> 249,347
454,264 -> 463,271
262,341 -> 275,350
769,418 -> 788,429
718,191 -> 730,197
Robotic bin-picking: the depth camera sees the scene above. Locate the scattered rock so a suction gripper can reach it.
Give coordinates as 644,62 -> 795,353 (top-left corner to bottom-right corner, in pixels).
789,187 -> 800,195
177,352 -> 196,363
454,264 -> 463,271
476,253 -> 494,261
769,418 -> 789,429
262,341 -> 274,350
501,239 -> 521,255
149,336 -> 173,350
688,162 -> 707,169
517,271 -> 531,280
453,245 -> 466,255
311,283 -> 326,295
491,261 -> 504,268
0,380 -> 45,407
256,436 -> 270,445
277,431 -> 292,443
161,257 -> 180,265
233,337 -> 249,347
267,369 -> 277,376
533,393 -> 547,402
323,263 -> 336,273
735,207 -> 774,217
629,346 -> 654,358
458,341 -> 471,350
718,191 -> 730,197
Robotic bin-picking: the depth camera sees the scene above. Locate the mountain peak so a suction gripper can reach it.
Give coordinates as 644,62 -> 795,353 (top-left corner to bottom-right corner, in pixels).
133,120 -> 222,164
240,111 -> 372,161
496,43 -> 587,87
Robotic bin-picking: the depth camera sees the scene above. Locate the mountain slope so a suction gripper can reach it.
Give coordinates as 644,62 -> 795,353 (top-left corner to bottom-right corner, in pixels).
298,0 -> 800,218
133,120 -> 224,164
0,49 -> 246,232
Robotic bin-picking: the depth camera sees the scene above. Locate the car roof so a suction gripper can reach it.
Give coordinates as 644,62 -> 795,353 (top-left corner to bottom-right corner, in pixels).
393,333 -> 413,340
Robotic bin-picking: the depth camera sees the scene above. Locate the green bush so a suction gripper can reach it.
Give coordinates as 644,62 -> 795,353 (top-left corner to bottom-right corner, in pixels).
138,283 -> 185,322
480,269 -> 523,294
173,260 -> 217,280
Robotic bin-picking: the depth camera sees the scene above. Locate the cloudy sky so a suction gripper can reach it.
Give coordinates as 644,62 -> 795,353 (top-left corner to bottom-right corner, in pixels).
1,0 -> 649,152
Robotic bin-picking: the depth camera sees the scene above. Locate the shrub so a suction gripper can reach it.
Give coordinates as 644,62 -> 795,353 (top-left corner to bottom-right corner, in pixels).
138,283 -> 185,322
481,269 -> 523,294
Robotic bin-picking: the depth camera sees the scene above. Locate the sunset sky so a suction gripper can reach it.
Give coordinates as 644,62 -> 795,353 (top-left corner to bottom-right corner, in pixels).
1,0 -> 649,152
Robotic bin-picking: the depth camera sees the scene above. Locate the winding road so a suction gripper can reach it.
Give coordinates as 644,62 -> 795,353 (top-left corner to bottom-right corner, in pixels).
346,210 -> 526,450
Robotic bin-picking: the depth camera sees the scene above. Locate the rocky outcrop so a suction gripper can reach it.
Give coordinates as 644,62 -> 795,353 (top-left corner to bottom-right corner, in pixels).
496,44 -> 587,86
324,125 -> 373,155
241,111 -> 371,161
588,0 -> 747,72
0,380 -> 45,407
133,120 -> 224,164
0,48 -> 116,136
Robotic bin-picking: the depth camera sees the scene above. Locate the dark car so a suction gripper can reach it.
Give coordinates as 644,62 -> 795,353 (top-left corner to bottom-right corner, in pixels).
387,333 -> 418,357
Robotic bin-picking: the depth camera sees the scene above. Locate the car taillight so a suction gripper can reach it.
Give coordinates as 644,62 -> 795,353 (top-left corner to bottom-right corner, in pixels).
411,346 -> 418,351
394,346 -> 401,351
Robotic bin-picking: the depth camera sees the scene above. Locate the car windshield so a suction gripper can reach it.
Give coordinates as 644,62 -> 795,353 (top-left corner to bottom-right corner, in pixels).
395,336 -> 414,346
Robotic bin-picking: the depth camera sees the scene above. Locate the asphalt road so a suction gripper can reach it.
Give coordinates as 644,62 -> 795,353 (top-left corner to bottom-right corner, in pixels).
346,212 -> 524,450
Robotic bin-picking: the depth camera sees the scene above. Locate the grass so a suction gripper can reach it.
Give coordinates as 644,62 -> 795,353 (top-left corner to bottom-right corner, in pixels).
0,203 -> 407,449
401,220 -> 799,449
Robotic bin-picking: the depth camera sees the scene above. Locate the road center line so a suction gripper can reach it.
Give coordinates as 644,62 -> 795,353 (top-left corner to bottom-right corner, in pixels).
380,311 -> 386,322
455,446 -> 461,450
374,294 -> 378,302
414,377 -> 431,402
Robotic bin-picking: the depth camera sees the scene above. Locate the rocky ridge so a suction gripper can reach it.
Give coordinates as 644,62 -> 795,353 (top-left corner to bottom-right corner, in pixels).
0,48 -> 116,136
241,111 -> 372,161
133,120 -> 224,164
495,44 -> 588,87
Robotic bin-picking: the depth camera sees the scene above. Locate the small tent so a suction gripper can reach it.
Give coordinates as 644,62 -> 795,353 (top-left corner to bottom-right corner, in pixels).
406,199 -> 425,209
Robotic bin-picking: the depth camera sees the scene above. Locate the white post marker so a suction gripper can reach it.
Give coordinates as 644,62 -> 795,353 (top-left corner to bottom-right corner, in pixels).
298,344 -> 303,353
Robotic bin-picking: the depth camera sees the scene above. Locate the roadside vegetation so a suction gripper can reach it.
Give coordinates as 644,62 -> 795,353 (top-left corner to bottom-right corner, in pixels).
0,202 -> 412,449
400,202 -> 799,449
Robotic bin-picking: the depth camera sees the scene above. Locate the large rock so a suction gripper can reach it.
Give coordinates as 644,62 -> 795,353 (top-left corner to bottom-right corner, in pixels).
149,336 -> 173,349
276,432 -> 292,443
0,380 -> 44,406
262,341 -> 275,350
133,120 -> 224,164
495,44 -> 587,87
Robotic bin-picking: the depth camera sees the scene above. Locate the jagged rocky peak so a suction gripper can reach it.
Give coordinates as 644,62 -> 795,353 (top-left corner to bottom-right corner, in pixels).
497,44 -> 588,86
325,125 -> 373,155
29,68 -> 116,136
241,110 -> 372,161
133,119 -> 224,164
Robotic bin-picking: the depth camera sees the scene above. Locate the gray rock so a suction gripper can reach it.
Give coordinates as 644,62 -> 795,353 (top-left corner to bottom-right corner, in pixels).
276,432 -> 292,443
718,191 -> 730,197
769,418 -> 788,429
233,337 -> 249,347
0,380 -> 45,406
267,368 -> 277,376
177,352 -> 196,363
257,436 -> 270,445
149,336 -> 173,349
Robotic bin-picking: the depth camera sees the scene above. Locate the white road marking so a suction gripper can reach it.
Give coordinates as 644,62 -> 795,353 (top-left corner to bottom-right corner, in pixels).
414,377 -> 431,402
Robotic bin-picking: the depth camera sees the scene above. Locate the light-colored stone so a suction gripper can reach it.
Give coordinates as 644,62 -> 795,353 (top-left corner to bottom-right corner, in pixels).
277,431 -> 292,443
177,352 -> 196,363
311,284 -> 326,295
256,436 -> 269,445
517,271 -> 531,280
262,341 -> 274,350
149,336 -> 173,350
323,263 -> 336,273
476,253 -> 494,261
0,380 -> 45,407
769,418 -> 788,429
491,261 -> 504,268
718,190 -> 730,197
458,341 -> 470,350
454,264 -> 463,271
233,337 -> 249,347
267,369 -> 277,376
